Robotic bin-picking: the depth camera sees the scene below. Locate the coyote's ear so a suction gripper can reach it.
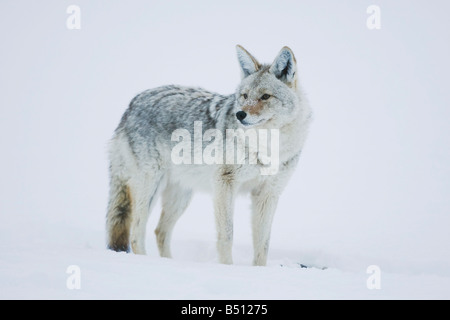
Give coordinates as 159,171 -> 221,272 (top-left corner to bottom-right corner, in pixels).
270,46 -> 297,87
236,45 -> 261,79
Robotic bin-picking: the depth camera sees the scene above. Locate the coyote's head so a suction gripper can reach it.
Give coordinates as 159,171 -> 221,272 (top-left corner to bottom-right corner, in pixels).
234,45 -> 301,128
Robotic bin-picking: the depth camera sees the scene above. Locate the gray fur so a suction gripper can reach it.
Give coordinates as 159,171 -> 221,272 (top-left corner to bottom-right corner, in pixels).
106,45 -> 312,266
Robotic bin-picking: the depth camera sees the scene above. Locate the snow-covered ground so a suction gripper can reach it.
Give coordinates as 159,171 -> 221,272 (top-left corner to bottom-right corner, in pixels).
2,217 -> 450,299
1,0 -> 450,299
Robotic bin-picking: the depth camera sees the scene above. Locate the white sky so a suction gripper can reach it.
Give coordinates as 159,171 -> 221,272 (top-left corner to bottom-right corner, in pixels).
1,0 -> 449,275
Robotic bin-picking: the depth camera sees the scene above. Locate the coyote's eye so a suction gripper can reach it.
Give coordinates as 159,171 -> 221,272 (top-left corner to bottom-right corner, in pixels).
261,94 -> 271,100
243,93 -> 248,99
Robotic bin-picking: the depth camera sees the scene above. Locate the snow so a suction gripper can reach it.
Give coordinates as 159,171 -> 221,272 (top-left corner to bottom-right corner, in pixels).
1,0 -> 450,300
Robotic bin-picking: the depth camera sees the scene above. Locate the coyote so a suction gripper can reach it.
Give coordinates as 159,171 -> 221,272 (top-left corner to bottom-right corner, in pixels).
106,45 -> 311,266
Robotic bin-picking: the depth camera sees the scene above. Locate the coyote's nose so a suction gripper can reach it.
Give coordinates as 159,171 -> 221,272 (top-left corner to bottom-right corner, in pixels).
236,111 -> 247,121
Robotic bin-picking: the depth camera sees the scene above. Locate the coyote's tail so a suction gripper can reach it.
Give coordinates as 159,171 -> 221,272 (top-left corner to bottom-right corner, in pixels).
106,176 -> 132,252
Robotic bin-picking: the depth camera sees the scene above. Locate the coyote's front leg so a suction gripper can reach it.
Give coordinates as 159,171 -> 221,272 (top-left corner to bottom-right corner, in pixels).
251,159 -> 297,266
213,168 -> 238,265
251,186 -> 279,266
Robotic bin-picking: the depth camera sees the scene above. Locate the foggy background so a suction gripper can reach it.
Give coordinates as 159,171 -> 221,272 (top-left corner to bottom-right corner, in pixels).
1,0 -> 450,283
